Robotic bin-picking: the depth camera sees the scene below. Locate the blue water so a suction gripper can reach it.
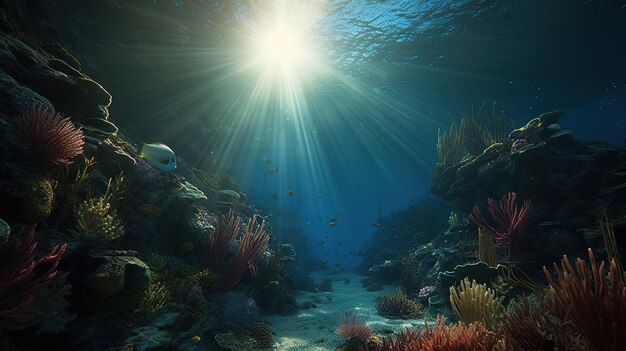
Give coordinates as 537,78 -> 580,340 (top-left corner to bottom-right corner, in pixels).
206,0 -> 626,269
205,0 -> 624,268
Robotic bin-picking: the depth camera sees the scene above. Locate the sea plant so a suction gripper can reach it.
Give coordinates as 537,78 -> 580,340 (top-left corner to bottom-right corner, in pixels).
74,195 -> 124,243
477,229 -> 497,267
136,281 -> 171,314
378,316 -> 503,351
375,291 -> 422,319
335,310 -> 372,340
498,294 -> 586,351
449,278 -> 504,328
469,192 -> 531,258
400,253 -> 421,297
251,251 -> 283,288
54,156 -> 95,228
201,210 -> 270,291
543,248 -> 626,351
0,225 -> 68,330
12,105 -> 84,165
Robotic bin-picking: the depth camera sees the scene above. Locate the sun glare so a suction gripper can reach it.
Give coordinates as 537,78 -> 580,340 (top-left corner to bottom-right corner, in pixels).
244,1 -> 325,86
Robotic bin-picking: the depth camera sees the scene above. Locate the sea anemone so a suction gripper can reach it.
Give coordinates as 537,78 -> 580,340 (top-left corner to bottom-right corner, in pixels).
375,291 -> 422,319
335,310 -> 372,339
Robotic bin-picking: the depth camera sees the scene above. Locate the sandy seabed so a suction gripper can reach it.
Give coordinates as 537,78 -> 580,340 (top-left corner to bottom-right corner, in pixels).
265,272 -> 428,351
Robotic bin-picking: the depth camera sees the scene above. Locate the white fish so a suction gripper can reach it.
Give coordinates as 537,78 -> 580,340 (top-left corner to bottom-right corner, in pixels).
139,142 -> 177,171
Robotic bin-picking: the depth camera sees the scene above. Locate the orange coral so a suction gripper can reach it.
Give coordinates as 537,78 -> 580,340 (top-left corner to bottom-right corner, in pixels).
543,248 -> 626,351
378,316 -> 503,351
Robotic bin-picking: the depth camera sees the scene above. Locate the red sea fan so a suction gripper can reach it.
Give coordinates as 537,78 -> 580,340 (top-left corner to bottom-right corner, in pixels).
335,310 -> 372,340
0,225 -> 68,330
13,105 -> 84,165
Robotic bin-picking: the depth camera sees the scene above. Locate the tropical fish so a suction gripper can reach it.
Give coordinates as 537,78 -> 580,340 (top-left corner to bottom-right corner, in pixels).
372,222 -> 382,228
191,336 -> 201,344
321,260 -> 328,265
328,221 -> 336,227
306,220 -> 312,226
317,192 -> 323,198
268,167 -> 278,175
287,189 -> 296,196
138,142 -> 177,171
261,156 -> 272,163
334,263 -> 341,267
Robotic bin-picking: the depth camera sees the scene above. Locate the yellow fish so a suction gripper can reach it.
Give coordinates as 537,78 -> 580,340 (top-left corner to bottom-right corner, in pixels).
191,335 -> 201,344
268,167 -> 278,175
287,189 -> 296,196
261,156 -> 272,163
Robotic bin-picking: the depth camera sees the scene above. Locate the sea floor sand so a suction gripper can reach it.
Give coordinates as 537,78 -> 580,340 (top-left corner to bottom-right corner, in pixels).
265,271 -> 429,351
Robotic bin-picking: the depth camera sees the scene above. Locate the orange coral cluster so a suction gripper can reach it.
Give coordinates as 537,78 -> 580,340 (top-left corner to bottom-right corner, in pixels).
378,316 -> 502,351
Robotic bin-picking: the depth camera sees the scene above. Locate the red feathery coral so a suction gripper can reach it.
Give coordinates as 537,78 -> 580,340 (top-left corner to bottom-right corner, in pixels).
469,192 -> 531,256
0,225 -> 68,330
13,105 -> 84,165
378,316 -> 503,351
335,310 -> 372,340
221,214 -> 269,291
201,210 -> 270,291
543,248 -> 626,351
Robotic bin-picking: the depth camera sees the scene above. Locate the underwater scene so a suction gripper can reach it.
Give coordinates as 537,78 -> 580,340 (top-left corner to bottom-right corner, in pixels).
0,0 -> 625,350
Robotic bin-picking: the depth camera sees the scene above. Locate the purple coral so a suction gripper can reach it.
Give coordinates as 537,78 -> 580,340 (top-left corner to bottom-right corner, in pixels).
13,105 -> 84,165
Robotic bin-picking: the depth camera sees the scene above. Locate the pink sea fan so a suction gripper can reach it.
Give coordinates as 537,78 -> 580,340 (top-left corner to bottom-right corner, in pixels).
335,310 -> 372,340
13,105 -> 84,165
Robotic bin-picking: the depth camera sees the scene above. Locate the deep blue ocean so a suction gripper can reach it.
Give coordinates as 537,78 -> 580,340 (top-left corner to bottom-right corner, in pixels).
221,0 -> 626,268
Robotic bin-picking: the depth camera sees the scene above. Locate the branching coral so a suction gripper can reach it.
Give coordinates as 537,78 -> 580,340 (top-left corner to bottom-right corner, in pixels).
136,281 -> 171,314
378,316 -> 503,351
12,105 -> 84,165
449,278 -> 504,327
498,295 -> 586,351
543,248 -> 626,351
375,291 -> 422,319
74,196 -> 124,243
201,210 -> 269,291
469,192 -> 531,257
335,310 -> 372,340
0,225 -> 68,330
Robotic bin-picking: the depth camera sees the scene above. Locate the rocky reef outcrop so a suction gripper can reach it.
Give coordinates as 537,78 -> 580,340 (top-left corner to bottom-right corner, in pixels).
432,111 -> 626,263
